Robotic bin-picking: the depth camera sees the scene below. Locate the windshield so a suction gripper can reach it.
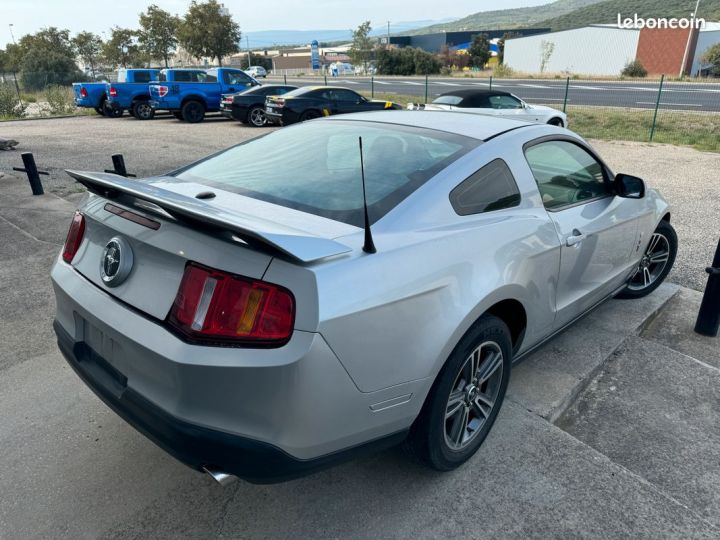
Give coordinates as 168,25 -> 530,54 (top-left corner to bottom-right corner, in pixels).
174,120 -> 478,226
433,95 -> 463,106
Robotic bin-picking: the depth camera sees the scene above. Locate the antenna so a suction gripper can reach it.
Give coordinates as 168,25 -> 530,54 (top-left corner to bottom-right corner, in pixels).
358,136 -> 376,254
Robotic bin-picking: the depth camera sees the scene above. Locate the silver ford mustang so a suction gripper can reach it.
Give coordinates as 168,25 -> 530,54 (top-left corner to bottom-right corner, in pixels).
52,111 -> 677,484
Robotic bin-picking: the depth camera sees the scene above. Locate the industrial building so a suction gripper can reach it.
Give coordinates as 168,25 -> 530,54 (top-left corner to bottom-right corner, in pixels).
504,23 -> 720,76
388,29 -> 549,54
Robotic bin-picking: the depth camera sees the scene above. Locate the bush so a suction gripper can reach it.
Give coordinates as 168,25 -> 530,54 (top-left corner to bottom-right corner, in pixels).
0,82 -> 26,118
622,60 -> 647,78
492,63 -> 515,78
376,46 -> 441,76
44,85 -> 76,115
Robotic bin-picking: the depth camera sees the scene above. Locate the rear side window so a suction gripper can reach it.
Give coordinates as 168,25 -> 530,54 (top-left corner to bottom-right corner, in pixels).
133,71 -> 151,83
449,159 -> 521,215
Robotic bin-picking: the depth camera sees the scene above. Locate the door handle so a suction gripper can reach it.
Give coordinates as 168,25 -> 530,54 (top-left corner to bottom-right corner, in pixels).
566,229 -> 586,246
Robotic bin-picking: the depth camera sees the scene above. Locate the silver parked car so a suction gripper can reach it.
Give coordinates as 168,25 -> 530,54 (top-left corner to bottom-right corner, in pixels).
52,112 -> 676,484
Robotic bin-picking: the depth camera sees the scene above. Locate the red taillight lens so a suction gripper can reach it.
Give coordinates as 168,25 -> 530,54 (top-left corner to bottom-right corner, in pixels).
157,85 -> 169,97
222,96 -> 233,104
62,212 -> 85,263
109,87 -> 117,97
168,263 -> 295,346
80,87 -> 88,98
274,99 -> 285,108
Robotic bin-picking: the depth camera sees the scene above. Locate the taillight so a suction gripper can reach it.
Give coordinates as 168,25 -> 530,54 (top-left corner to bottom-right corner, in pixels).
274,98 -> 285,108
157,85 -> 169,97
109,87 -> 117,97
80,87 -> 88,98
62,212 -> 85,263
167,262 -> 295,346
222,96 -> 233,104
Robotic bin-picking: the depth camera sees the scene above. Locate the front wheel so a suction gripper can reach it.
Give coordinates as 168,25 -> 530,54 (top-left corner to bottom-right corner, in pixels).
247,105 -> 267,127
617,220 -> 677,299
407,315 -> 512,471
132,101 -> 155,120
548,117 -> 564,127
181,100 -> 205,123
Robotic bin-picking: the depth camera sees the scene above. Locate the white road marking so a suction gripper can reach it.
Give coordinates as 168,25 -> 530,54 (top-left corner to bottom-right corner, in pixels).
372,80 -> 391,85
574,86 -> 608,90
518,83 -> 551,88
338,80 -> 360,84
434,82 -> 462,86
636,101 -> 703,107
399,81 -> 424,86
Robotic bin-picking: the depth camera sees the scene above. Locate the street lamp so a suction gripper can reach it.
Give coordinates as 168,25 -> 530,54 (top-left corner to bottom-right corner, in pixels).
9,23 -> 17,44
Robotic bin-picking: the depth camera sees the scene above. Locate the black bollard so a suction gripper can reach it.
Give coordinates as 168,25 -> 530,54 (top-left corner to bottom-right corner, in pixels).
12,152 -> 48,195
104,154 -> 135,178
694,238 -> 720,337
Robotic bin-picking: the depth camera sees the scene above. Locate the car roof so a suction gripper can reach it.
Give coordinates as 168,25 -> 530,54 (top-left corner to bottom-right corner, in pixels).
324,110 -> 533,141
438,89 -> 512,98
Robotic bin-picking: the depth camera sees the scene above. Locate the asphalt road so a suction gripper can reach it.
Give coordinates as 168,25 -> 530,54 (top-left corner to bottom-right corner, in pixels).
269,75 -> 720,112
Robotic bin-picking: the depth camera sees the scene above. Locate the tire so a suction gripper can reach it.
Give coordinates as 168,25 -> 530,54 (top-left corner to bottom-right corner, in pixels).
246,105 -> 267,127
300,109 -> 321,122
132,100 -> 155,120
407,314 -> 512,471
548,117 -> 564,127
181,100 -> 205,123
94,106 -> 104,115
102,102 -> 124,118
616,220 -> 677,299
173,111 -> 184,120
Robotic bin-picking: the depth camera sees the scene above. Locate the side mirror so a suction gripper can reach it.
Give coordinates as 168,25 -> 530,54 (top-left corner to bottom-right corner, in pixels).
614,173 -> 645,199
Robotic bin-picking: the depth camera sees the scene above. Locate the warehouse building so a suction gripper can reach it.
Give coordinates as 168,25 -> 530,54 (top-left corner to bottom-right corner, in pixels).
388,29 -> 549,53
504,23 -> 720,76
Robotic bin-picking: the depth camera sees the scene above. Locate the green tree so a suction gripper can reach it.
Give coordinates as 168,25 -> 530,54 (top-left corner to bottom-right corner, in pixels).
539,40 -> 555,73
3,43 -> 25,72
19,27 -> 75,58
73,31 -> 103,77
102,27 -> 144,68
468,33 -> 491,69
178,0 -> 241,66
20,48 -> 81,90
700,43 -> 720,76
239,53 -> 272,71
348,21 -> 373,73
139,4 -> 181,67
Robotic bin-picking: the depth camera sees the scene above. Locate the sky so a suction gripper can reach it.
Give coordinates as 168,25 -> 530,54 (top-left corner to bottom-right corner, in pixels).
0,0 -> 550,48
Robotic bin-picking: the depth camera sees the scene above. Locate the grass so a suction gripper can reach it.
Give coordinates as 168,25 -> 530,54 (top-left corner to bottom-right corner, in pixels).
565,105 -> 720,153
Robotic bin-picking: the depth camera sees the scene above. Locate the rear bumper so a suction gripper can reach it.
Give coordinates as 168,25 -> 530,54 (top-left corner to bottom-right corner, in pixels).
54,320 -> 405,483
51,258 -> 418,482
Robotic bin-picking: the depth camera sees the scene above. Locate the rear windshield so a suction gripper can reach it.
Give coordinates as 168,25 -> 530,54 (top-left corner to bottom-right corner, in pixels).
174,120 -> 478,226
433,95 -> 463,105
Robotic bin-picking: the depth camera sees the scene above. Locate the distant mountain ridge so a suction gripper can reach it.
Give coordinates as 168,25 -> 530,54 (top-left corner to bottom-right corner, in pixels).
399,0 -> 604,35
530,0 -> 720,32
244,18 -> 458,48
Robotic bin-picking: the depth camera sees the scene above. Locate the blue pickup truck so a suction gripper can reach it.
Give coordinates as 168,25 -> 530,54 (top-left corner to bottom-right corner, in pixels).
149,67 -> 259,122
72,69 -> 159,118
105,68 -> 161,120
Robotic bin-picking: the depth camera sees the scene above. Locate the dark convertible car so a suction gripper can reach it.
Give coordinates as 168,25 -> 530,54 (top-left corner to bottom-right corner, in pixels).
265,86 -> 401,126
221,85 -> 297,126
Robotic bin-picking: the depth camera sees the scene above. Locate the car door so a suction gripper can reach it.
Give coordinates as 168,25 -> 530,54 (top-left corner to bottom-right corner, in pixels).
524,138 -> 640,329
488,94 -> 545,123
329,89 -> 368,114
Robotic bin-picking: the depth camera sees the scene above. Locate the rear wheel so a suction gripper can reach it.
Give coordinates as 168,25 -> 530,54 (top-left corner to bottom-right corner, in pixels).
132,100 -> 155,120
617,220 -> 677,299
172,111 -> 184,120
181,100 -> 205,123
94,106 -> 104,115
407,315 -> 512,471
247,105 -> 267,127
102,101 -> 124,118
300,109 -> 321,122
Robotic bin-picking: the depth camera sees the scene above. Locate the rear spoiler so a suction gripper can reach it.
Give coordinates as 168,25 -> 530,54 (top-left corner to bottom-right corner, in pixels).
66,170 -> 353,264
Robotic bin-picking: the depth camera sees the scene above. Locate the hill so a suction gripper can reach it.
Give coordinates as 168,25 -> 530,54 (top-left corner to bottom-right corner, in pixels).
533,0 -> 720,31
400,0 -> 604,35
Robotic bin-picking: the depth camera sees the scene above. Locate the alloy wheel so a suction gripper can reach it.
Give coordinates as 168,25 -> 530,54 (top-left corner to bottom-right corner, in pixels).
627,232 -> 671,291
444,341 -> 504,451
249,107 -> 266,126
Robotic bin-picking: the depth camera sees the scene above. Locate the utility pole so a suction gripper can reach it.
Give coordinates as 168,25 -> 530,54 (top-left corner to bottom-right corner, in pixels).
387,21 -> 390,45
679,0 -> 702,77
246,36 -> 251,69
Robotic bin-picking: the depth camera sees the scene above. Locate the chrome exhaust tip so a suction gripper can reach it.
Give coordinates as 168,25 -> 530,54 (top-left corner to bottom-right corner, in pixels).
202,466 -> 237,486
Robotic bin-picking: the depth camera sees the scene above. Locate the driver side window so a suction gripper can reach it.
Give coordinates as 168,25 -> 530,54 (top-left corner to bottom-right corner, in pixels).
524,140 -> 609,210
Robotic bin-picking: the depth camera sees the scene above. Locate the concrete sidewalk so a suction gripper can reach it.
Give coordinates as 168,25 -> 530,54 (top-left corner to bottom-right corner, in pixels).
0,173 -> 718,539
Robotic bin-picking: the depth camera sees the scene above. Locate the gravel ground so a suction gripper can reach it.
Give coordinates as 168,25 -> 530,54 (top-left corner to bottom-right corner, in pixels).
0,114 -> 717,291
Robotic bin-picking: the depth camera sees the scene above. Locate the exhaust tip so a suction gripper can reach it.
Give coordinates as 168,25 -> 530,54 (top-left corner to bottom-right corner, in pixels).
202,465 -> 237,487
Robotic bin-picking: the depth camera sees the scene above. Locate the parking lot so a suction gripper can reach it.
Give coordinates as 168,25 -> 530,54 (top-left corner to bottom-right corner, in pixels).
1,115 -> 719,538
